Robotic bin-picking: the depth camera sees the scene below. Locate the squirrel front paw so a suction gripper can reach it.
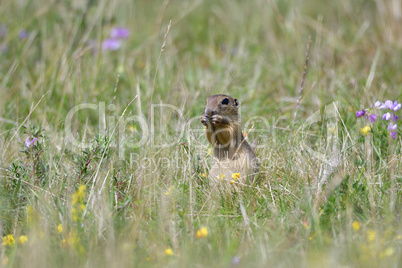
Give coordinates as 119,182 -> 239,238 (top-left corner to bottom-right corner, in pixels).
211,114 -> 229,125
200,115 -> 209,125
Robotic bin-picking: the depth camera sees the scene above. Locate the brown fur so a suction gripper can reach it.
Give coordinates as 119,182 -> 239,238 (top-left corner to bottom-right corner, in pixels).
200,94 -> 258,185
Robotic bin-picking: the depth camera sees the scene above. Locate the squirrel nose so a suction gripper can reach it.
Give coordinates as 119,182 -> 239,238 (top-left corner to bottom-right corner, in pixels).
205,108 -> 214,116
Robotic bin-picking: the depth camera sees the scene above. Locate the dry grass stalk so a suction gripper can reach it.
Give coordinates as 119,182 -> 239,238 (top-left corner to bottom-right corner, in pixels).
293,35 -> 312,122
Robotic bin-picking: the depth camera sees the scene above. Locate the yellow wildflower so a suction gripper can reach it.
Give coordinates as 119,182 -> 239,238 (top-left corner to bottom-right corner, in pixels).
201,173 -> 206,178
18,235 -> 28,245
146,257 -> 151,261
72,194 -> 79,205
367,230 -> 376,242
380,247 -> 394,258
71,185 -> 87,221
72,185 -> 86,205
352,221 -> 361,231
196,227 -> 208,238
72,207 -> 78,221
309,233 -> 316,241
232,173 -> 240,180
27,205 -> 34,224
216,174 -> 225,181
360,126 -> 371,136
128,125 -> 136,132
207,148 -> 213,156
231,173 -> 240,184
2,234 -> 15,246
78,185 -> 86,194
165,186 -> 174,195
165,247 -> 174,256
63,230 -> 85,255
66,231 -> 78,246
57,224 -> 63,234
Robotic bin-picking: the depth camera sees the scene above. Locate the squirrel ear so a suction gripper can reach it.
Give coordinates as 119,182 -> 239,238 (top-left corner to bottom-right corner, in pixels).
234,99 -> 239,106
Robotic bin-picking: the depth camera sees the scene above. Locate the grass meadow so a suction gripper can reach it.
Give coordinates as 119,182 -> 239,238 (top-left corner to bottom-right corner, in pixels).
0,0 -> 401,267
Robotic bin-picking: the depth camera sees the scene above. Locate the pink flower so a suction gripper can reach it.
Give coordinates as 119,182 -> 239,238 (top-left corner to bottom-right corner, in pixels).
102,39 -> 121,51
110,27 -> 130,39
25,137 -> 37,147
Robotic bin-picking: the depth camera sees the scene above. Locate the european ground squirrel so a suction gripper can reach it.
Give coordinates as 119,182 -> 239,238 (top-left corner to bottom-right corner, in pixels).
200,94 -> 259,184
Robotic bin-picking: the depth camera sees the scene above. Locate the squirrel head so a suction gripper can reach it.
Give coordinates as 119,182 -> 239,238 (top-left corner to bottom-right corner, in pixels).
204,94 -> 239,118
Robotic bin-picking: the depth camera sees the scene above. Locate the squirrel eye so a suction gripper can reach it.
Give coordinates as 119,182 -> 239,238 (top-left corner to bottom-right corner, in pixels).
221,98 -> 229,105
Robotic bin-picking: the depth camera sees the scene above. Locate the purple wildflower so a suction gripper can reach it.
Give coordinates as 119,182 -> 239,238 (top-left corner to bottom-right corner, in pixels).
392,114 -> 399,122
368,114 -> 378,123
19,30 -> 28,40
377,100 -> 400,110
387,122 -> 398,140
387,123 -> 397,132
384,100 -> 394,109
382,112 -> 391,121
110,27 -> 130,39
378,100 -> 392,110
102,38 -> 121,51
356,109 -> 366,117
25,137 -> 38,148
0,24 -> 7,38
392,101 -> 401,111
231,256 -> 241,266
